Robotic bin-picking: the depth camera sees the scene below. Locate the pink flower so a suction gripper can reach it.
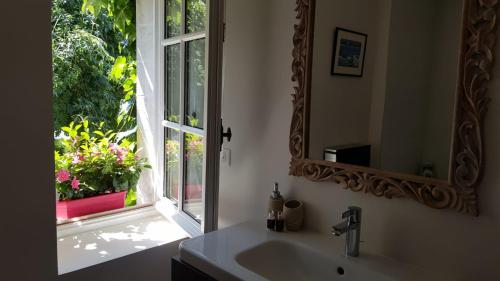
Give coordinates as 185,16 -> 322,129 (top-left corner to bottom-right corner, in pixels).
117,151 -> 127,164
71,177 -> 80,190
109,143 -> 129,164
109,143 -> 119,153
72,152 -> 85,164
56,169 -> 70,183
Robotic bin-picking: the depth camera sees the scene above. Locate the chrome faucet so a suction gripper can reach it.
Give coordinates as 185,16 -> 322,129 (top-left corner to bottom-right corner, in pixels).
332,206 -> 362,257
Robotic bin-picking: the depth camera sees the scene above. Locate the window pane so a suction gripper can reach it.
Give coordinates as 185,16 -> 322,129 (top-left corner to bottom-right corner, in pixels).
165,44 -> 181,122
186,0 -> 207,34
185,39 -> 205,129
183,133 -> 204,221
165,128 -> 180,203
165,0 -> 181,38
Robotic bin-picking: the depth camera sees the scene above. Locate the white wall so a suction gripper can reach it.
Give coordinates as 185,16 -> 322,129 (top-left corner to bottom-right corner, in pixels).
379,0 -> 461,178
379,0 -> 435,175
217,0 -> 270,226
309,0 -> 383,160
219,1 -> 500,280
421,0 -> 462,179
368,0 -> 392,168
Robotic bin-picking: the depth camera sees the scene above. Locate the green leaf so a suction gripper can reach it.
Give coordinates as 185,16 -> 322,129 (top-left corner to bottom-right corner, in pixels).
117,114 -> 124,125
125,189 -> 136,207
110,56 -> 127,81
94,130 -> 105,137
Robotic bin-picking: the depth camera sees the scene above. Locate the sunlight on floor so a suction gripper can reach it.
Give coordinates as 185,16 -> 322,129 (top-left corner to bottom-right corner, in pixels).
57,215 -> 188,274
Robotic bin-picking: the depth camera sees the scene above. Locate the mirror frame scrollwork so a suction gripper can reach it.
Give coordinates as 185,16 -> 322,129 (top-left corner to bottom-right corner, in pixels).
289,0 -> 498,215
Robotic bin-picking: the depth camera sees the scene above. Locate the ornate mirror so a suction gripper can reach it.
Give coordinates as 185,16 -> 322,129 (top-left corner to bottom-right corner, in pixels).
289,0 -> 498,215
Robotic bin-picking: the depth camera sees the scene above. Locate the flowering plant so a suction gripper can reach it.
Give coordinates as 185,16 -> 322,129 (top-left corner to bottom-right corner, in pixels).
55,119 -> 151,201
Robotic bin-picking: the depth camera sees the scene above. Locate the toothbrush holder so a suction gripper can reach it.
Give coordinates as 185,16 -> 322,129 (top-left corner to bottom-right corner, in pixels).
283,200 -> 304,231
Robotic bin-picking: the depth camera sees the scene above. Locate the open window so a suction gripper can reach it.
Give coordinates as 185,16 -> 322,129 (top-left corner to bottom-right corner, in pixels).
54,0 -> 223,273
163,0 -> 207,223
159,0 -> 222,234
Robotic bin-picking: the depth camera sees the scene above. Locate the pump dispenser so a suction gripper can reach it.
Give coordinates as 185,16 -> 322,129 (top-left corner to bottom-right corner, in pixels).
268,182 -> 285,213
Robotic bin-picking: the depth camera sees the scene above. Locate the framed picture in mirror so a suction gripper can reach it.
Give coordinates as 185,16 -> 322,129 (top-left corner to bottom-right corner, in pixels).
331,27 -> 367,77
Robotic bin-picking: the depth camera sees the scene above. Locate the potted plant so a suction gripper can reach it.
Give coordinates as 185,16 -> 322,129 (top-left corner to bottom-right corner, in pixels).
54,119 -> 151,220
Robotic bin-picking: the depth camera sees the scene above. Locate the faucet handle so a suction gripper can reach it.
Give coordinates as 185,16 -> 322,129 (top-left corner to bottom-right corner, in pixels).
342,206 -> 362,221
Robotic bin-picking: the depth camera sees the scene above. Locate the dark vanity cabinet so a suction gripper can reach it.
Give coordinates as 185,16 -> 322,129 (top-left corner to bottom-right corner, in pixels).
172,256 -> 217,281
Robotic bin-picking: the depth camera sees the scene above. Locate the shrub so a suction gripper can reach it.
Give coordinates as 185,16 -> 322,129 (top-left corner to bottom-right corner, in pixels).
55,119 -> 150,201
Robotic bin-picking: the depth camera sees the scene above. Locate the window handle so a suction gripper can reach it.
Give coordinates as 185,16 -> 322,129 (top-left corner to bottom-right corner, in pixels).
221,125 -> 232,146
219,125 -> 233,151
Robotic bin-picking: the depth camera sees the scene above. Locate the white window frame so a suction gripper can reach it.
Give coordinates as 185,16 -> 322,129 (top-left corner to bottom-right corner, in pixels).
154,0 -> 223,235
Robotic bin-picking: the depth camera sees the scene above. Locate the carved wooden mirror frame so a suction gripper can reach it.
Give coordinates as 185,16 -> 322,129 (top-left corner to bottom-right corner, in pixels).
289,0 -> 498,215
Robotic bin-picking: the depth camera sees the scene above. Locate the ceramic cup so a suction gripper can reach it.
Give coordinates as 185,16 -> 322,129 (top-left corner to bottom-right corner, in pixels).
283,200 -> 304,231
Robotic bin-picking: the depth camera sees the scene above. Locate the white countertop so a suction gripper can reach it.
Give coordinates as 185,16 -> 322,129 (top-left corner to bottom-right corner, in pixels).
179,221 -> 454,281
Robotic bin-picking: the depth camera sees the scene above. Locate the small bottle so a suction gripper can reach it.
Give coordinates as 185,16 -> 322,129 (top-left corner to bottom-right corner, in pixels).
267,211 -> 276,231
275,211 -> 285,232
268,182 -> 285,213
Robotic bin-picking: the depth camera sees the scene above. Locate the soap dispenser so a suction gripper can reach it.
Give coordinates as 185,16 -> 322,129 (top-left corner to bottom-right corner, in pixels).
268,182 -> 285,213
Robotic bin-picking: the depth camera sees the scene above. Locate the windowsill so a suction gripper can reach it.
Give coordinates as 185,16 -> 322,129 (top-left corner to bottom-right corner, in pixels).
57,207 -> 190,275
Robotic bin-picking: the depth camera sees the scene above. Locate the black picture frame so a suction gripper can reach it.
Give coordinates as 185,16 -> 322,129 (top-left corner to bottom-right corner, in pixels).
331,27 -> 368,77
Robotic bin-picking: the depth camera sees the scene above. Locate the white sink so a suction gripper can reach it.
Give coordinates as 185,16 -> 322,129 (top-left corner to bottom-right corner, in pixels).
179,221 -> 454,281
236,240 -> 394,281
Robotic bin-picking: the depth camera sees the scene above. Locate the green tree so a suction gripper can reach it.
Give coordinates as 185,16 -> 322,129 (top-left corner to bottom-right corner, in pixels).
52,0 -> 135,131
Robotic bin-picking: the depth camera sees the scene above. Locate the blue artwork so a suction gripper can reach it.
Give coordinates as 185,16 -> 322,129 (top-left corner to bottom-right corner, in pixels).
338,39 -> 361,68
331,28 -> 367,77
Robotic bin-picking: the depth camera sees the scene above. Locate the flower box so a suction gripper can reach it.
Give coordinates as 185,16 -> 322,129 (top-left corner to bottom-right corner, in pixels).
56,191 -> 127,220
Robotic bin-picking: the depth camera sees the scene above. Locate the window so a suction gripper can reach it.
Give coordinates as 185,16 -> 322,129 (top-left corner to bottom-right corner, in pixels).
162,0 -> 209,224
54,0 -> 222,273
53,0 -> 221,232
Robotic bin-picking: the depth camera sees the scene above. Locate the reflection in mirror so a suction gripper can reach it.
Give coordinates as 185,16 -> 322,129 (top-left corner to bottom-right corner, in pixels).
309,0 -> 464,180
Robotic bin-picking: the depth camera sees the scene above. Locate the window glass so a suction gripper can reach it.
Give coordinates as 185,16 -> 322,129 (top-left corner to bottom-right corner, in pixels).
165,44 -> 181,122
165,0 -> 182,38
183,133 -> 204,221
186,0 -> 207,34
185,39 -> 205,129
165,128 -> 181,202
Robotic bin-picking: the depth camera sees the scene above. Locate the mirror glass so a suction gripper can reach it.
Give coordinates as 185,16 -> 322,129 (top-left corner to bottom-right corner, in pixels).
308,0 -> 464,180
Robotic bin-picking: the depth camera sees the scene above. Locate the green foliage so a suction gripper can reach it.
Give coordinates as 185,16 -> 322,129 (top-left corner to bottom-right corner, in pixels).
52,0 -> 136,132
186,0 -> 206,33
125,188 -> 137,207
55,118 -> 151,201
166,0 -> 180,37
82,0 -> 136,49
81,0 -> 138,133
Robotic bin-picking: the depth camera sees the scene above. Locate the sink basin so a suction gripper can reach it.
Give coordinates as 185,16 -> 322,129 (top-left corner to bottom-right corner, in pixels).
179,221 -> 454,281
236,240 -> 394,281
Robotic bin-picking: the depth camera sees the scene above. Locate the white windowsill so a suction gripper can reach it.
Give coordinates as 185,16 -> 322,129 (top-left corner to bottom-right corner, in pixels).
57,207 -> 190,275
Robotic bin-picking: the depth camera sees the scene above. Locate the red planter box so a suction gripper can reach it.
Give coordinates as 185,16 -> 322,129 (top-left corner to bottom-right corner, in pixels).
56,191 -> 127,220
